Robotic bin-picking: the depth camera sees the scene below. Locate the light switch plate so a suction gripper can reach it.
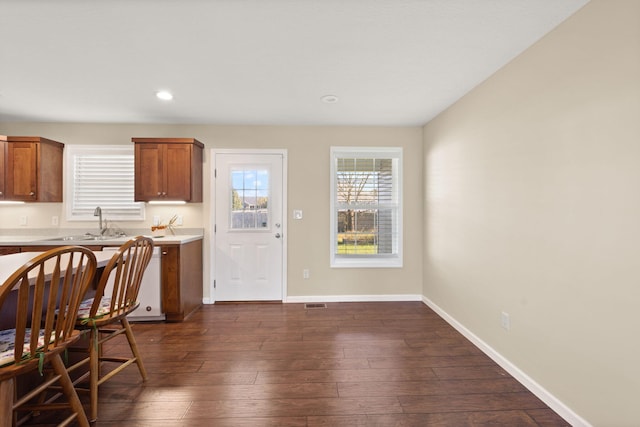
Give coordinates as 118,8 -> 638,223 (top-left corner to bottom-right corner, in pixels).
293,209 -> 303,220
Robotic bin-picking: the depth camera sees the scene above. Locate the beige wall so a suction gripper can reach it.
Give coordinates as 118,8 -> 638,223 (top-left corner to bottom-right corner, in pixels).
4,0 -> 637,424
0,123 -> 424,301
423,1 -> 640,425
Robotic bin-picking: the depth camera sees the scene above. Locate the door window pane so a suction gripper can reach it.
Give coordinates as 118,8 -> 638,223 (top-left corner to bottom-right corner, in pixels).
230,168 -> 270,229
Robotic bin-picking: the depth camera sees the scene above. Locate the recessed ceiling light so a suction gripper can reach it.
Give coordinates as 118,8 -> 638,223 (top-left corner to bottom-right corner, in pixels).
321,94 -> 339,104
156,90 -> 173,101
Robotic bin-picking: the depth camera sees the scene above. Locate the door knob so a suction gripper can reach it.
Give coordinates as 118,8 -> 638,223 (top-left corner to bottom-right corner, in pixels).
275,233 -> 281,239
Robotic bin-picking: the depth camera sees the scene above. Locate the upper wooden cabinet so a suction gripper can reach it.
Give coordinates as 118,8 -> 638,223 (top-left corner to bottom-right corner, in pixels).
2,136 -> 64,202
132,138 -> 204,202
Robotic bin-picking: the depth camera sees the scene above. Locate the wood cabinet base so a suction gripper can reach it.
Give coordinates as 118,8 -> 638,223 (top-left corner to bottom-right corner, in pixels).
161,239 -> 203,322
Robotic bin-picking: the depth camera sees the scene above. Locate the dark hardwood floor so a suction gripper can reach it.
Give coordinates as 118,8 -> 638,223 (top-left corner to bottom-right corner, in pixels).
24,302 -> 569,426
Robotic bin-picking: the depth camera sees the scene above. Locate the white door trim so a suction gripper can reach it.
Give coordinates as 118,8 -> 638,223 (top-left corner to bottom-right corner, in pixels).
209,148 -> 288,303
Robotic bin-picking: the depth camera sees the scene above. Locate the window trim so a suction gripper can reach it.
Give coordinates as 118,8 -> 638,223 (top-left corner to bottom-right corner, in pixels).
64,145 -> 145,222
330,146 -> 403,268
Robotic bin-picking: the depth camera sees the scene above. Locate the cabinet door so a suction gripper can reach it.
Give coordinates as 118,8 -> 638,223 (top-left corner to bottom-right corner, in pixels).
0,139 -> 5,200
6,142 -> 37,201
160,245 -> 180,319
38,141 -> 64,202
165,144 -> 192,200
160,240 -> 203,322
135,143 -> 165,201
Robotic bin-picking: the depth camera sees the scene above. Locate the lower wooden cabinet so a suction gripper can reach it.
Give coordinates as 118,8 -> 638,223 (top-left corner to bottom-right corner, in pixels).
0,247 -> 20,255
160,239 -> 203,322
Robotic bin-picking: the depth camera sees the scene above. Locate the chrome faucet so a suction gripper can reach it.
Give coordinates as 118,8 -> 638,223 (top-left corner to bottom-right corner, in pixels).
93,206 -> 105,235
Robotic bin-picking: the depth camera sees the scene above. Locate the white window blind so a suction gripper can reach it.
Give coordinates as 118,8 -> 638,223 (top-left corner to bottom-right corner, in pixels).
330,147 -> 402,268
65,146 -> 145,221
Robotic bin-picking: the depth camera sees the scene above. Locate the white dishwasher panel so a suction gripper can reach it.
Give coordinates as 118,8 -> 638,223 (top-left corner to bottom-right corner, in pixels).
102,246 -> 165,321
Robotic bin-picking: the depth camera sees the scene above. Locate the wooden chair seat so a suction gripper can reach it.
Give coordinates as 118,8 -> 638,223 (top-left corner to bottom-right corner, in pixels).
76,296 -> 137,320
0,328 -> 54,368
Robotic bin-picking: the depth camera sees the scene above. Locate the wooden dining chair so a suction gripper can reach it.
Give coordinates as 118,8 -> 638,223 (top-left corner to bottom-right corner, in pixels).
67,236 -> 154,422
0,246 -> 96,427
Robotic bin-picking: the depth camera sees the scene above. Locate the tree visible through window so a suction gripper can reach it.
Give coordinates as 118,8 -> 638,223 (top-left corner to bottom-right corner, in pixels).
230,168 -> 269,229
331,147 -> 402,268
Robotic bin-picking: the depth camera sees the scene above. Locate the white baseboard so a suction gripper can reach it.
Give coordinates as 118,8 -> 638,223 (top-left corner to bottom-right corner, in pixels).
203,295 -> 422,304
284,294 -> 423,303
422,296 -> 591,427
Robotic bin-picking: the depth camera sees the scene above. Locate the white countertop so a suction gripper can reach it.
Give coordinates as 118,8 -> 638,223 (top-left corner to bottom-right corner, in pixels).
0,234 -> 203,246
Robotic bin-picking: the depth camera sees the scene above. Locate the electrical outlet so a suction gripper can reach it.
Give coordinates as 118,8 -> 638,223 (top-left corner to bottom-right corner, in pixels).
19,215 -> 27,226
51,216 -> 59,226
153,216 -> 160,226
176,215 -> 184,225
303,269 -> 310,279
500,311 -> 511,331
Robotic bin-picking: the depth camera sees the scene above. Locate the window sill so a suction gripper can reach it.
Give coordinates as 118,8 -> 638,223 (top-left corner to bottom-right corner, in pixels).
331,256 -> 403,269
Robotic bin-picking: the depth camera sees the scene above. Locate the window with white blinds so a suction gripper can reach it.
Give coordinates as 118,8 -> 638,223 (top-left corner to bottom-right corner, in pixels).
65,146 -> 145,221
330,147 -> 402,268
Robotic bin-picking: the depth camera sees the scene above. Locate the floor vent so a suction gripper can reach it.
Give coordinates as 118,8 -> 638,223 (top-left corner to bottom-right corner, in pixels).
304,303 -> 327,309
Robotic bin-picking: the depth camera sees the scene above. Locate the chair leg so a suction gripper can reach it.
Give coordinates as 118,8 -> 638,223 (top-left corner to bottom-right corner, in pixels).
89,328 -> 100,422
0,378 -> 13,427
122,318 -> 148,381
50,354 -> 90,427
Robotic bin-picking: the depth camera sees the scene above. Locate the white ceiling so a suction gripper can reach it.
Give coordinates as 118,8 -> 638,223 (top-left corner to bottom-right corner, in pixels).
0,0 -> 589,127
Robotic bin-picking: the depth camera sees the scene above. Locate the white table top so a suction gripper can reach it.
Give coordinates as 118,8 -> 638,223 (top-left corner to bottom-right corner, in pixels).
0,250 -> 114,287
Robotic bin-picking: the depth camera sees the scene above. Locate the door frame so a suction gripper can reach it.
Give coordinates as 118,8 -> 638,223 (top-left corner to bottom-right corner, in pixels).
209,148 -> 288,302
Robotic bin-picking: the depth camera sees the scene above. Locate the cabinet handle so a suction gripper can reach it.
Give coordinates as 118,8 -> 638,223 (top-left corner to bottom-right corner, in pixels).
157,192 -> 162,196
162,251 -> 167,255
30,192 -> 35,196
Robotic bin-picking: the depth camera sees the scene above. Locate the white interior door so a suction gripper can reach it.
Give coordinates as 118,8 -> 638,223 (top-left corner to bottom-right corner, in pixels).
214,152 -> 284,301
